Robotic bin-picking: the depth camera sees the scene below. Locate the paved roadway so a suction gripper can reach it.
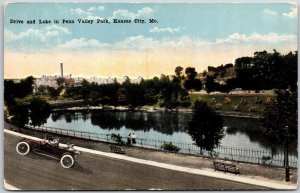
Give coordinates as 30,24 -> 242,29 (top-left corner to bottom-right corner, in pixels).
4,133 -> 267,190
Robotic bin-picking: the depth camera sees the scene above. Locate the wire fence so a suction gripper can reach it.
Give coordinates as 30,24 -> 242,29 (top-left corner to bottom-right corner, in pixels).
25,125 -> 298,168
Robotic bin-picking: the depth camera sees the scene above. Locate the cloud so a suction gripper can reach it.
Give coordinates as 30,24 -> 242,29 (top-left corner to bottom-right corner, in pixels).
70,8 -> 91,15
215,33 -> 296,44
137,7 -> 153,16
56,38 -> 109,49
283,5 -> 297,19
116,35 -> 158,50
5,28 -> 46,42
84,15 -> 104,20
54,32 -> 296,52
109,7 -> 153,20
88,7 -> 96,12
150,27 -> 182,33
5,25 -> 71,43
46,25 -> 71,35
262,9 -> 278,17
70,6 -> 105,20
98,6 -> 105,11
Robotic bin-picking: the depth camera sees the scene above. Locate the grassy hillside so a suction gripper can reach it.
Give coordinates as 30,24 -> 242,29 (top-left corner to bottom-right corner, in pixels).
190,93 -> 273,114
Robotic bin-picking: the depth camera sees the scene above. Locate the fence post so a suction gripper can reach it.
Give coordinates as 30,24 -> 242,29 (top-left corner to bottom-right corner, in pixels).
106,134 -> 109,142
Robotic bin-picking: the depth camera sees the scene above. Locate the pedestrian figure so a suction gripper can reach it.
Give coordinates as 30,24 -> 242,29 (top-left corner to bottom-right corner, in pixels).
127,133 -> 132,145
131,133 -> 136,144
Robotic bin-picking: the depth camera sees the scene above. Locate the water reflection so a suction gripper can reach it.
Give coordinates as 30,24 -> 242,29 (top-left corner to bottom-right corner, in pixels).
90,111 -> 190,135
49,110 -> 296,154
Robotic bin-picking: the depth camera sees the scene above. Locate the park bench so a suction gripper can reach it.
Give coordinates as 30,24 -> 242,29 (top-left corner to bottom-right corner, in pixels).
213,161 -> 240,174
110,145 -> 125,154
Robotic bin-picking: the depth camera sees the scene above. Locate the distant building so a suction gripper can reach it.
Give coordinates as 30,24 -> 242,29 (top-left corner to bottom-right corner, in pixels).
36,75 -> 60,88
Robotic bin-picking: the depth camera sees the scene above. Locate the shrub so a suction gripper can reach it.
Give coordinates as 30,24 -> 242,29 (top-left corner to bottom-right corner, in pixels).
215,103 -> 223,110
233,104 -> 240,111
255,97 -> 263,104
224,97 -> 231,104
249,105 -> 258,112
210,97 -> 217,104
265,97 -> 272,104
161,142 -> 180,152
111,133 -> 125,145
239,98 -> 247,105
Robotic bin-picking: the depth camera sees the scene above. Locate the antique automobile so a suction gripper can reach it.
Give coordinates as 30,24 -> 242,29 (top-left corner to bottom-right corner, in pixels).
16,135 -> 80,168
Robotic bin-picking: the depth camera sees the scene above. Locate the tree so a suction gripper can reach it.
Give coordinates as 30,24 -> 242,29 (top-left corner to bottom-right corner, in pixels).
4,76 -> 35,103
187,100 -> 224,154
175,66 -> 184,79
29,97 -> 51,127
184,67 -> 202,91
19,76 -> 35,98
4,80 -> 18,104
56,77 -> 65,87
48,87 -> 61,100
184,78 -> 202,91
205,76 -> 218,93
185,67 -> 197,79
7,101 -> 29,127
261,90 -> 297,181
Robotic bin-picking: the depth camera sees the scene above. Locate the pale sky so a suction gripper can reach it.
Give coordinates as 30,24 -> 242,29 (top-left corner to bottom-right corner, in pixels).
4,3 -> 298,79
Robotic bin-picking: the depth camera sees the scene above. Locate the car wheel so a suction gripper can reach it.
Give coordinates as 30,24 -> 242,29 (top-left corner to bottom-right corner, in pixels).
16,141 -> 30,155
60,154 -> 74,168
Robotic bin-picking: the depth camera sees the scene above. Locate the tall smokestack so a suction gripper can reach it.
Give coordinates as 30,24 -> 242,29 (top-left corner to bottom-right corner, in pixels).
60,62 -> 63,78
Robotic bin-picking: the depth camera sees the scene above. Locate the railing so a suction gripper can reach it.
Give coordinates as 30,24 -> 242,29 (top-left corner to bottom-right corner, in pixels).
25,125 -> 298,168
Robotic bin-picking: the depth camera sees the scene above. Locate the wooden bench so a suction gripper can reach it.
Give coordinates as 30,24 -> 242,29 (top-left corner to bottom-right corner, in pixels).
213,161 -> 240,174
110,145 -> 125,154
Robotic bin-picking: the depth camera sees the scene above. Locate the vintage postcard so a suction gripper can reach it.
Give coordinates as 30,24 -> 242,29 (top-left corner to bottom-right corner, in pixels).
3,2 -> 298,190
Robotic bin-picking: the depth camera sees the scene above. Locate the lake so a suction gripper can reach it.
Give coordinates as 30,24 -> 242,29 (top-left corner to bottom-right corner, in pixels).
43,110 -> 297,167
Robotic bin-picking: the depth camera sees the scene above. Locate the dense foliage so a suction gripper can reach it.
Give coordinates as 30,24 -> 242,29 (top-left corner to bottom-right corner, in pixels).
205,50 -> 297,92
63,70 -> 194,109
261,90 -> 297,146
4,77 -> 51,127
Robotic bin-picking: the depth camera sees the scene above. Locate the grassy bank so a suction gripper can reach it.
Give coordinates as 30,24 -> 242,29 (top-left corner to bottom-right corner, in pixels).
190,93 -> 273,114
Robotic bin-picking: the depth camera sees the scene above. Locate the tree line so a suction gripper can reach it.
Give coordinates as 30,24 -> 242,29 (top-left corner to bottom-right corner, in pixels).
54,68 -> 197,109
206,50 -> 297,92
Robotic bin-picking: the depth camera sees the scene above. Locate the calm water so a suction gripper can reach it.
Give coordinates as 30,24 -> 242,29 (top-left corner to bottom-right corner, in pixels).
44,110 -> 294,153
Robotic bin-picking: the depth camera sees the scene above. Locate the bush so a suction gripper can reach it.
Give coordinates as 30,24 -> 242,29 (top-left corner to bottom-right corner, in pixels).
224,97 -> 231,104
255,97 -> 263,104
210,97 -> 217,104
240,98 -> 247,105
111,133 -> 125,145
161,142 -> 180,152
215,103 -> 223,110
233,104 -> 240,111
249,105 -> 258,112
265,97 -> 272,104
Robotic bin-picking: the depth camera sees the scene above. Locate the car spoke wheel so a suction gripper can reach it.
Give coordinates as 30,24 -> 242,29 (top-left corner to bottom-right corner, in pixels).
16,141 -> 30,155
60,154 -> 74,168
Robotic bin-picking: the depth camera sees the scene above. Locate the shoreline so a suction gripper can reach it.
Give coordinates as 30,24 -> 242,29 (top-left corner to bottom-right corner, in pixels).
52,105 -> 261,119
